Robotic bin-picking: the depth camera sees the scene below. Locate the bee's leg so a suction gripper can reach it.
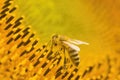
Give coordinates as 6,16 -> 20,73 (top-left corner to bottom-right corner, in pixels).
63,47 -> 67,70
65,57 -> 72,69
64,56 -> 66,69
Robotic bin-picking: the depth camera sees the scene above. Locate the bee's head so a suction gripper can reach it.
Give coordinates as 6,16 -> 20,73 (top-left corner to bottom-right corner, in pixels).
51,34 -> 59,46
52,34 -> 58,40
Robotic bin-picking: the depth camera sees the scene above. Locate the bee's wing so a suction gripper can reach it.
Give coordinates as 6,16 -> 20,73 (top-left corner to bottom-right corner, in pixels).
62,41 -> 80,51
68,39 -> 89,45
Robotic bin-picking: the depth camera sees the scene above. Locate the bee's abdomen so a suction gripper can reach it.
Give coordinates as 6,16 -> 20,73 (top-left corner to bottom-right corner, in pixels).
69,50 -> 80,66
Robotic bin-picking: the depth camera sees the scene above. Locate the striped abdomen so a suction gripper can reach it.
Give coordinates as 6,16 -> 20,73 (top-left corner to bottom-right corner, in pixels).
68,48 -> 80,66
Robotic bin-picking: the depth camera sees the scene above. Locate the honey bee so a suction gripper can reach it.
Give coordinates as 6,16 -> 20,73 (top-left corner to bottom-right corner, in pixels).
51,34 -> 89,67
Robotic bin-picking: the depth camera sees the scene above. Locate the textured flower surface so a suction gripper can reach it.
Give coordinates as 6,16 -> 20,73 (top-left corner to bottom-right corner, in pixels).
0,0 -> 120,80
